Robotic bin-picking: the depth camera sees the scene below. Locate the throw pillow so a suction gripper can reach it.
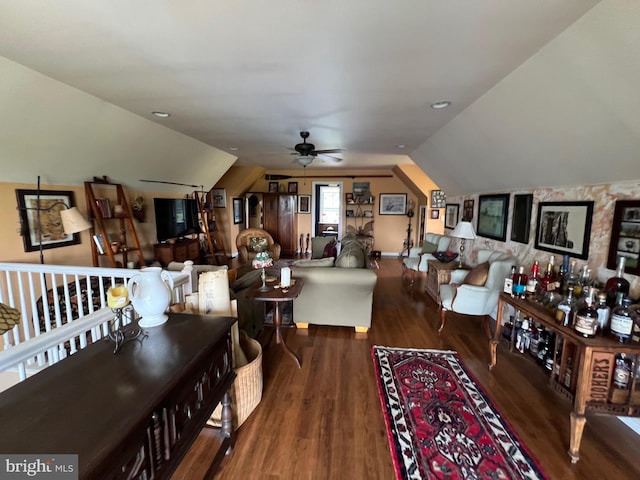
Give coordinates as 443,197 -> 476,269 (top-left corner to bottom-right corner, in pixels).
294,257 -> 335,268
311,237 -> 334,259
322,240 -> 337,258
421,241 -> 438,254
462,262 -> 490,286
249,237 -> 268,253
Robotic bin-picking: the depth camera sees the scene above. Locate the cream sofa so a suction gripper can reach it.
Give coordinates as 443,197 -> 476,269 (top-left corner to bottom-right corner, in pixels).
292,234 -> 377,332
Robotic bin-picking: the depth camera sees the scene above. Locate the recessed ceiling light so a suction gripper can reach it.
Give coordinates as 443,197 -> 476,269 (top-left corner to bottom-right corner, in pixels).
430,101 -> 451,109
152,111 -> 171,118
229,147 -> 239,151
396,144 -> 406,149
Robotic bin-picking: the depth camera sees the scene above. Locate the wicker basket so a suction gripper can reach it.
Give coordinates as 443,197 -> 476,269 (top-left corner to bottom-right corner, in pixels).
209,332 -> 263,429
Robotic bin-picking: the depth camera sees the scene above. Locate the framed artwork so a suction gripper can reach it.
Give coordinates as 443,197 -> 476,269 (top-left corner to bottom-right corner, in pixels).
268,182 -> 279,193
346,209 -> 355,217
16,189 -> 81,252
534,201 -> 594,260
510,194 -> 533,244
606,200 -> 640,273
297,195 -> 311,214
288,182 -> 298,194
431,190 -> 446,208
232,197 -> 244,224
211,188 -> 226,208
444,204 -> 459,229
379,193 -> 407,215
418,205 -> 428,243
477,194 -> 510,241
353,182 -> 370,198
345,192 -> 355,204
463,199 -> 474,221
430,209 -> 440,220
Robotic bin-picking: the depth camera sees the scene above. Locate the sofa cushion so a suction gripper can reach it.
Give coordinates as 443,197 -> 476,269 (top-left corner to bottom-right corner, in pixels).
294,257 -> 335,268
421,241 -> 438,254
335,244 -> 366,268
249,237 -> 268,252
322,240 -> 337,258
462,262 -> 490,286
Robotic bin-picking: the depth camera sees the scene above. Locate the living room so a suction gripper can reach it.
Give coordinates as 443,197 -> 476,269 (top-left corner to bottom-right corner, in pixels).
2,2 -> 640,479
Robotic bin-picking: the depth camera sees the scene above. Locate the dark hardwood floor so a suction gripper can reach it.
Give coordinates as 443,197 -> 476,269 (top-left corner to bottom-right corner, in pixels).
173,258 -> 640,480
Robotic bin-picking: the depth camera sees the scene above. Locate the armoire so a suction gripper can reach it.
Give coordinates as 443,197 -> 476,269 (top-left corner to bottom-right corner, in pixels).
263,193 -> 297,256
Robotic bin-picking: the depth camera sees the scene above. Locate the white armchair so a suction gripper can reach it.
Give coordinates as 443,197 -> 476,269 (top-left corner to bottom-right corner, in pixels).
438,249 -> 517,335
401,233 -> 452,286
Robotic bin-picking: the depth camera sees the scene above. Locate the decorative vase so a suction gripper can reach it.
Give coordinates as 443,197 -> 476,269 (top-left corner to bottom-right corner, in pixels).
127,267 -> 174,327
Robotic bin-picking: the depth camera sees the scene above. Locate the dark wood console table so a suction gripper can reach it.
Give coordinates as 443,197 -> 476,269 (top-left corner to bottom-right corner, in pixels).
490,293 -> 640,463
0,313 -> 236,479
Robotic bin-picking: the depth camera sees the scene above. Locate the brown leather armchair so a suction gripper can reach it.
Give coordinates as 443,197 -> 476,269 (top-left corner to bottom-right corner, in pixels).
235,228 -> 281,264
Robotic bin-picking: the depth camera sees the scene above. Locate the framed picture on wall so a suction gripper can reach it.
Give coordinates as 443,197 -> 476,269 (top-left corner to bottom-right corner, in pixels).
431,190 -> 446,208
477,194 -> 510,241
444,204 -> 459,229
288,182 -> 298,194
511,193 -> 533,244
379,193 -> 407,215
211,188 -> 226,208
268,182 -> 279,193
297,195 -> 311,214
534,201 -> 594,260
430,209 -> 440,220
463,199 -> 474,221
607,200 -> 640,273
232,197 -> 244,225
16,189 -> 81,252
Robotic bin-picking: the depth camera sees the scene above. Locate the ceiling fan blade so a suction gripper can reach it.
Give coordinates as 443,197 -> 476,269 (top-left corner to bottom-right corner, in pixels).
313,148 -> 345,154
318,154 -> 343,163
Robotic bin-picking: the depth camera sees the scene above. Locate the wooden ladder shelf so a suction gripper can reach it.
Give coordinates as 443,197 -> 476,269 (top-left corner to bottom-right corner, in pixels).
84,181 -> 145,268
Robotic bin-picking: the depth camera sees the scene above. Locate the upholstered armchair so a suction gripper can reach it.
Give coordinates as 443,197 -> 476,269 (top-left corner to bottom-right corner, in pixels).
438,249 -> 517,335
401,233 -> 452,286
236,228 -> 281,265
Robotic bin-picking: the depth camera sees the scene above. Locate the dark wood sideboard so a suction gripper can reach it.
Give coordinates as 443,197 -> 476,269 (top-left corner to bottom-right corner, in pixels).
154,237 -> 201,266
0,313 -> 236,479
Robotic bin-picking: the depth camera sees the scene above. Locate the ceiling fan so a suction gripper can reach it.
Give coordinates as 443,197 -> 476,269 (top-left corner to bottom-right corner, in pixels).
291,131 -> 345,167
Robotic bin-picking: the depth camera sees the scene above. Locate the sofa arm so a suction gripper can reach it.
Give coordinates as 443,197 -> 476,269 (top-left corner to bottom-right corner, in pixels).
268,243 -> 281,261
450,284 -> 495,315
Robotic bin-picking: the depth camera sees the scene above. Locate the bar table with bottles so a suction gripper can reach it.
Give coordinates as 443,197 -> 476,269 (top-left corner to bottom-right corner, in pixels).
490,292 -> 640,464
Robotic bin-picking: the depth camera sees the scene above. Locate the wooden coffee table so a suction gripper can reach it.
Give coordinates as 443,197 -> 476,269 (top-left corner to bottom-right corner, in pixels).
248,278 -> 304,368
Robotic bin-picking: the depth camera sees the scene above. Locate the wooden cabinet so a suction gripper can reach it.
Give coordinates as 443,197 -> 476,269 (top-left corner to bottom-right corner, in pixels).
154,238 -> 200,266
490,293 -> 640,463
263,193 -> 297,256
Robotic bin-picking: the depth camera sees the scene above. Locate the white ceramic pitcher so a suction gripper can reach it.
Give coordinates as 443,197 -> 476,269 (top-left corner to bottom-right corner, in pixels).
128,267 -> 174,327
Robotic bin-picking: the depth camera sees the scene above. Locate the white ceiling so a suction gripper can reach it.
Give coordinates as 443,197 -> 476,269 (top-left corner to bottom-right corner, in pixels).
3,0 -> 628,195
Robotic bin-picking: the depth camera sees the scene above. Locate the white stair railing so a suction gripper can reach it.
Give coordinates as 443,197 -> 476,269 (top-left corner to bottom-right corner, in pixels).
0,262 -> 191,387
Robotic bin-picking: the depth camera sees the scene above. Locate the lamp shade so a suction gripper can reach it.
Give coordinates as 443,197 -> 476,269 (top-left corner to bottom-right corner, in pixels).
296,155 -> 313,167
60,207 -> 92,234
450,221 -> 476,240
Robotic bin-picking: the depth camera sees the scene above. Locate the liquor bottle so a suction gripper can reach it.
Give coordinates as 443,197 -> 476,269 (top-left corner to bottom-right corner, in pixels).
595,292 -> 610,335
504,265 -> 516,295
566,259 -> 579,292
526,260 -> 540,298
605,256 -> 630,308
512,266 -> 528,299
610,297 -> 635,343
540,256 -> 557,295
557,255 -> 570,294
574,287 -> 599,338
543,332 -> 556,372
612,353 -> 633,389
516,317 -> 531,353
555,286 -> 577,327
575,265 -> 591,297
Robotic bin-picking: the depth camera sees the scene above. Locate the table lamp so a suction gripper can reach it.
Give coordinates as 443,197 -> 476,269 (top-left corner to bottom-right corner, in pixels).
449,221 -> 476,268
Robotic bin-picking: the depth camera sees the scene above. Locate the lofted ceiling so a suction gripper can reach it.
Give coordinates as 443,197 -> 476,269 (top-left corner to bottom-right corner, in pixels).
3,1 -> 634,195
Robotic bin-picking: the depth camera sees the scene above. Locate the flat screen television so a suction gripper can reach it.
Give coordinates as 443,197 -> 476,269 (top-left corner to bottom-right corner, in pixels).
154,198 -> 201,243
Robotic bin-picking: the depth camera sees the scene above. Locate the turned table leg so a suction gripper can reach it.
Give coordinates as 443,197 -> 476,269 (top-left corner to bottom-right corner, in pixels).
569,412 -> 586,463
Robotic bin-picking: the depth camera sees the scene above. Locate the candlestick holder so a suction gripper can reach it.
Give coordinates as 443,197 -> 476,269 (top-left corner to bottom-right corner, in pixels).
107,304 -> 144,354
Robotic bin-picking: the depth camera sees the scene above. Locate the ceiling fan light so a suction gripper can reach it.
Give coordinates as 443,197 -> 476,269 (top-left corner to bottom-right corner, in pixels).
296,155 -> 313,167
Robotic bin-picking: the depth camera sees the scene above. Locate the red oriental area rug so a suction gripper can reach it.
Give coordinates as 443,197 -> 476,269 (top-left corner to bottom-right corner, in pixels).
371,346 -> 549,480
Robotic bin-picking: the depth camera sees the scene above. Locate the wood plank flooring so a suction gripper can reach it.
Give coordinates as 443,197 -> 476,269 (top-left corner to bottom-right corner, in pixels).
173,258 -> 640,480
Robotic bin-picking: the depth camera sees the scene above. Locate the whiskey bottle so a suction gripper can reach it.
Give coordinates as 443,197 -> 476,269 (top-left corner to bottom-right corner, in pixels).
595,292 -> 610,335
613,353 -> 632,389
526,260 -> 540,298
512,266 -> 528,299
610,297 -> 635,343
557,255 -> 570,294
574,287 -> 599,338
605,256 -> 630,308
504,265 -> 516,295
555,286 -> 577,327
566,259 -> 579,292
